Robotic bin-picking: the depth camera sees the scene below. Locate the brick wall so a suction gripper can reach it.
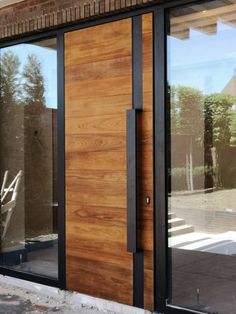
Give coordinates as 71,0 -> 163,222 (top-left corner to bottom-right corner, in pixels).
0,0 -> 155,39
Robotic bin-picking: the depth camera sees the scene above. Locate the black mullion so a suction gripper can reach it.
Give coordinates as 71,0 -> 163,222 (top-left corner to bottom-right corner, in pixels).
165,7 -> 172,306
154,6 -> 168,313
57,31 -> 66,290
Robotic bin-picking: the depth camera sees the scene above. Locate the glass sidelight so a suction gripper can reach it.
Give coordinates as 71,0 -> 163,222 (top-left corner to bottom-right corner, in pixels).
0,38 -> 58,279
167,1 -> 236,313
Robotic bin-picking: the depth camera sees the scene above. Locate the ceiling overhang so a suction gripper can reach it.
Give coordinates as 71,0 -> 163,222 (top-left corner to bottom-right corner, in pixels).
0,0 -> 24,9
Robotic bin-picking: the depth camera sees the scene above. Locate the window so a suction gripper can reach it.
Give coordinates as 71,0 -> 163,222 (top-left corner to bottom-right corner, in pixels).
168,1 -> 236,313
0,38 -> 58,279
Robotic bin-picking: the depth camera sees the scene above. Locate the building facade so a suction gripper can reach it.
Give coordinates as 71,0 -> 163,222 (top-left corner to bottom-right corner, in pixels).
0,0 -> 236,314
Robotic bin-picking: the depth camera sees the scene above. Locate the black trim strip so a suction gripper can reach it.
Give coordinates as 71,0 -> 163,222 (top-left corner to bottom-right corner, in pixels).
132,15 -> 143,111
133,251 -> 144,308
154,7 -> 167,313
131,14 -> 144,309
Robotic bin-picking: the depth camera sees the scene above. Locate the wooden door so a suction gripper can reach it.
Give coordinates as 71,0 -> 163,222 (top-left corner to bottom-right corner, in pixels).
65,14 -> 153,309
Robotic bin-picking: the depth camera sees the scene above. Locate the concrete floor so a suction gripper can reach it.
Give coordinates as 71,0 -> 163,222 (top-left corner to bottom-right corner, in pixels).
0,276 -> 148,314
0,283 -> 106,313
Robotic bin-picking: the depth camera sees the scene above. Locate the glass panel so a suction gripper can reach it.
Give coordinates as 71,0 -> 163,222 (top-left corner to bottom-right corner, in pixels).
0,38 -> 58,279
168,1 -> 236,313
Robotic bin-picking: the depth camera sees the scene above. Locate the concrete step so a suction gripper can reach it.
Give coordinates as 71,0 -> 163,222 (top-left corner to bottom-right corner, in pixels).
168,212 -> 176,219
168,217 -> 185,228
168,225 -> 194,237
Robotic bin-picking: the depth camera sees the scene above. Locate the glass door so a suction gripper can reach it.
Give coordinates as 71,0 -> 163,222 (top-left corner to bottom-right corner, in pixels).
167,1 -> 236,313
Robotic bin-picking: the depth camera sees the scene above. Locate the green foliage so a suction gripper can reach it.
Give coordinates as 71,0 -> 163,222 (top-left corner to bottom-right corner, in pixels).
170,85 -> 236,148
170,85 -> 204,141
204,93 -> 234,149
170,166 -> 215,178
170,166 -> 215,191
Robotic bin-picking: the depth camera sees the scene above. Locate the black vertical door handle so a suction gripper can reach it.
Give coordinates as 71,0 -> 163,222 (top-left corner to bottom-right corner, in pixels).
126,108 -> 141,253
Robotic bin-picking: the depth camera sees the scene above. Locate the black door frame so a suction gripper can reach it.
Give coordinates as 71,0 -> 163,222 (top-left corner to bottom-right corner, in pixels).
0,0 -> 205,312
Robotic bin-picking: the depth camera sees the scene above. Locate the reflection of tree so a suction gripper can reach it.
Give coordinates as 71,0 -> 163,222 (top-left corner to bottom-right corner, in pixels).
0,51 -> 23,248
204,94 -> 232,149
0,51 -> 21,107
170,86 -> 204,191
22,53 -> 54,237
23,54 -> 45,107
0,51 -> 46,107
0,49 -> 54,241
205,93 -> 234,187
170,86 -> 236,191
0,51 -> 22,177
176,86 -> 204,141
0,51 -> 47,181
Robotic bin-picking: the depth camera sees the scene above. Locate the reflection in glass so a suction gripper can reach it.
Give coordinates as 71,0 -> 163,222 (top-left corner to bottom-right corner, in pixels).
168,1 -> 236,313
0,38 -> 58,279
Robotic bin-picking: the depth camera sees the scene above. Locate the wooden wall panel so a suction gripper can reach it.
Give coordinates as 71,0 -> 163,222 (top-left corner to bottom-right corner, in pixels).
65,19 -> 133,305
139,13 -> 154,310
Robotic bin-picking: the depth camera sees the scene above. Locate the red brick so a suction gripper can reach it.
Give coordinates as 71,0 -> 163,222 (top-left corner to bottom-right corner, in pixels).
0,0 -> 150,39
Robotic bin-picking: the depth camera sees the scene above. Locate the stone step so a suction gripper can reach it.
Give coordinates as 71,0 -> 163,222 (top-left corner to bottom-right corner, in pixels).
168,217 -> 185,228
168,225 -> 194,237
168,212 -> 176,219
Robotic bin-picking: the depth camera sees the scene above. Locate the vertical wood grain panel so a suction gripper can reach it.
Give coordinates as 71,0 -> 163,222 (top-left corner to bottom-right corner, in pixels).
65,19 -> 133,305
